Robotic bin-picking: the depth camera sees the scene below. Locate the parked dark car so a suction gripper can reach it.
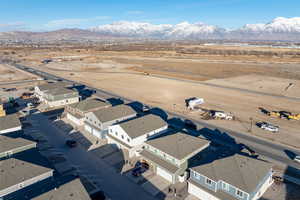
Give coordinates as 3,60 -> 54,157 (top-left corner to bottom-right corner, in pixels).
132,167 -> 148,177
65,140 -> 77,148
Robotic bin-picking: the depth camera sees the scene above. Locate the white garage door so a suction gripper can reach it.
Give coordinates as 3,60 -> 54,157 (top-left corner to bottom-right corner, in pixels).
93,128 -> 102,138
84,124 -> 92,133
157,167 -> 173,183
188,182 -> 220,200
67,113 -> 81,125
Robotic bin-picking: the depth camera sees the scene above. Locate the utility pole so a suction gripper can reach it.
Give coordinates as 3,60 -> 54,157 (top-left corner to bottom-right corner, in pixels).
249,117 -> 253,133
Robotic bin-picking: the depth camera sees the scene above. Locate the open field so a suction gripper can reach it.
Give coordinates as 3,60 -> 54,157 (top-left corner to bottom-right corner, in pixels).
0,63 -> 38,82
3,44 -> 300,148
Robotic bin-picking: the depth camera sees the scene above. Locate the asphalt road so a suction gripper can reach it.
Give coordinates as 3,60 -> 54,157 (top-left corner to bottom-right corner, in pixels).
5,60 -> 300,177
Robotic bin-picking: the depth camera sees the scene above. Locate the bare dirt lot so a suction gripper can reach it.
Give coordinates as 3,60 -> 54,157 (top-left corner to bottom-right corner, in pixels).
0,63 -> 38,82
3,44 -> 300,149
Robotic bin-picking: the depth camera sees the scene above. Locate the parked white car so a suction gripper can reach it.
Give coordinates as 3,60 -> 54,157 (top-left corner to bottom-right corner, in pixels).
294,155 -> 300,163
257,122 -> 279,133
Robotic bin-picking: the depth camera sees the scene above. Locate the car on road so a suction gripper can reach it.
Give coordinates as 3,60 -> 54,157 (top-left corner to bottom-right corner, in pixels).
256,122 -> 279,133
65,140 -> 77,148
294,155 -> 300,163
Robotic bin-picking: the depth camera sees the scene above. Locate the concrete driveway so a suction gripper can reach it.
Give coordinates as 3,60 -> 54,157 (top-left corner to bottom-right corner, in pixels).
142,175 -> 171,197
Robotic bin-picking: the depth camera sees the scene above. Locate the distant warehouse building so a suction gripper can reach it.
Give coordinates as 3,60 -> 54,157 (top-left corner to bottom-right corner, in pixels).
65,98 -> 111,126
107,114 -> 168,157
0,114 -> 22,134
84,104 -> 137,139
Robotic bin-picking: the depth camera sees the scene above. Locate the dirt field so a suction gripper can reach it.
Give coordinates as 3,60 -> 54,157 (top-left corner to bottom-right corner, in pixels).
3,45 -> 300,149
0,63 -> 38,82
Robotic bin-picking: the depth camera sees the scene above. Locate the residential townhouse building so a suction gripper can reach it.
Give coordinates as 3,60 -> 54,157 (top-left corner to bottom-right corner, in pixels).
84,104 -> 137,139
65,98 -> 111,126
32,178 -> 91,200
107,114 -> 168,157
140,132 -> 210,184
188,154 -> 273,200
0,135 -> 36,160
0,114 -> 22,135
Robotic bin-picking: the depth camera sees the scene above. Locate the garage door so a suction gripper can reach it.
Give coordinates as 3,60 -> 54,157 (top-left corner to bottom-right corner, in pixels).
84,124 -> 92,133
157,167 -> 173,183
92,128 -> 102,139
188,182 -> 220,200
67,113 -> 81,125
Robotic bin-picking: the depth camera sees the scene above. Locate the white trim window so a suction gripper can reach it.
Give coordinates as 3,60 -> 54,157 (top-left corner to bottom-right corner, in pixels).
206,178 -> 213,185
193,171 -> 200,179
222,182 -> 230,191
236,189 -> 244,198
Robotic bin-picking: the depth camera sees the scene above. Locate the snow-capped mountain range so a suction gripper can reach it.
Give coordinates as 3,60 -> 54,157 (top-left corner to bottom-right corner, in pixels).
1,17 -> 300,42
90,17 -> 300,41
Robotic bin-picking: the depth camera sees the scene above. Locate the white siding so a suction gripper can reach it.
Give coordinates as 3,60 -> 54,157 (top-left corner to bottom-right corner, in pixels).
188,182 -> 220,200
46,97 -> 79,108
0,126 -> 22,134
157,166 -> 173,182
0,170 -> 53,197
252,174 -> 274,200
66,113 -> 83,125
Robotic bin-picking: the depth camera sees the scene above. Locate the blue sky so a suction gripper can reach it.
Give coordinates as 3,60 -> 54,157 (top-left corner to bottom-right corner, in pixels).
0,0 -> 299,31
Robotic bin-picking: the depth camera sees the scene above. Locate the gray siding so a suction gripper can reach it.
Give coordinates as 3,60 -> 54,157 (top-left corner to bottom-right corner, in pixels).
190,170 -> 250,200
190,170 -> 217,192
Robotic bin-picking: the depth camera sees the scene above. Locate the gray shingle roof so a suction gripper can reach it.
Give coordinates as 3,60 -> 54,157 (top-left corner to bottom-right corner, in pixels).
0,158 -> 53,191
92,104 -> 136,123
37,82 -> 70,92
0,135 -> 36,154
46,87 -> 77,96
32,179 -> 91,200
68,98 -> 110,113
0,114 -> 21,132
119,114 -> 167,139
146,132 -> 210,160
191,154 -> 272,193
140,150 -> 179,173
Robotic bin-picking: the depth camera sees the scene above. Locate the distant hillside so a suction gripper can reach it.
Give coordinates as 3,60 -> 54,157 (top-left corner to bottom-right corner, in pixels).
1,17 -> 300,42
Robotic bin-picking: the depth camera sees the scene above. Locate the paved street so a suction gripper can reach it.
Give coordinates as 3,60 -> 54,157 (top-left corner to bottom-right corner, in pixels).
27,112 -> 158,200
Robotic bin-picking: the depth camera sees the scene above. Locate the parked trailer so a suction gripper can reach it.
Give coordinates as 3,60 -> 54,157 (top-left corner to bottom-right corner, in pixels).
186,98 -> 204,110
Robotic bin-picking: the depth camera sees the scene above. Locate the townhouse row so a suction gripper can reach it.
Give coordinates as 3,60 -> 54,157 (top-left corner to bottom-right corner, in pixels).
60,94 -> 274,200
0,114 -> 91,200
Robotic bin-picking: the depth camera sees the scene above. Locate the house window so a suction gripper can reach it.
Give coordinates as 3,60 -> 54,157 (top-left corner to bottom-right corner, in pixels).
127,138 -> 130,142
115,132 -> 118,136
193,171 -> 200,179
121,135 -> 124,139
222,182 -> 229,191
206,178 -> 213,185
236,189 -> 244,198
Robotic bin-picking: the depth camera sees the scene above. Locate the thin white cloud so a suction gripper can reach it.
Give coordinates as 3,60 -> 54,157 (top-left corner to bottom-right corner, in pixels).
0,22 -> 26,31
45,16 -> 110,28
